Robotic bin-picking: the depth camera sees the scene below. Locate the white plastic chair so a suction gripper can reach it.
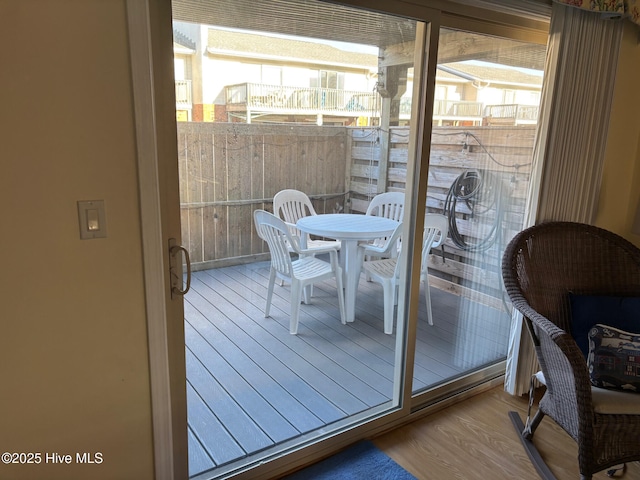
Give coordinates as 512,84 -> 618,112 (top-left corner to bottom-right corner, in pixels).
273,189 -> 341,296
253,209 -> 346,334
361,192 -> 405,279
273,189 -> 341,251
420,214 -> 448,326
357,223 -> 404,334
365,191 -> 405,220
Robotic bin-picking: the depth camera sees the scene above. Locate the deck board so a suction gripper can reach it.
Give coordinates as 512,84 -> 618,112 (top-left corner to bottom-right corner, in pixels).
187,300 -> 341,430
186,384 -> 245,467
188,427 -> 216,475
185,322 -> 300,442
186,349 -> 274,453
185,308 -> 326,433
186,261 -> 511,477
190,272 -> 369,414
202,268 -> 392,402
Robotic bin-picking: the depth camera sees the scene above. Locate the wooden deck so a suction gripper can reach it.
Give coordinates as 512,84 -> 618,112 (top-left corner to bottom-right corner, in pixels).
185,260 -> 512,477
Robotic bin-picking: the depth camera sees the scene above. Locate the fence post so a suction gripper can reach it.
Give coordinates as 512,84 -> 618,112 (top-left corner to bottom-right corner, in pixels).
378,64 -> 408,193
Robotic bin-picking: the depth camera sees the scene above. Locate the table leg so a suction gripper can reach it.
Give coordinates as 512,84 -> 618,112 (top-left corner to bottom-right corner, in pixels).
341,240 -> 360,323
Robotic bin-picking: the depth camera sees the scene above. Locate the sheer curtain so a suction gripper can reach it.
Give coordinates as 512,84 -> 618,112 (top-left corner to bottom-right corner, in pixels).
505,1 -> 624,395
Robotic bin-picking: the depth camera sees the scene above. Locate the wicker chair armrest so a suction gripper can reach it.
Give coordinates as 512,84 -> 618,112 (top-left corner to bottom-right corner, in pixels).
511,296 -> 594,440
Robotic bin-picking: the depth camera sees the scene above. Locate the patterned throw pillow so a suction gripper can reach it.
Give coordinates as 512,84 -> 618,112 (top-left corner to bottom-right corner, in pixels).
569,295 -> 640,359
587,324 -> 640,393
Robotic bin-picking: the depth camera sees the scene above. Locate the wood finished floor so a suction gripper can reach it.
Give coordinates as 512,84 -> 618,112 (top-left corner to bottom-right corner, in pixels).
185,260 -> 512,477
374,386 -> 640,480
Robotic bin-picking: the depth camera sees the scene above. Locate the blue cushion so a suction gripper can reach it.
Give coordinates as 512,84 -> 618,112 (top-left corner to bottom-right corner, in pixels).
569,295 -> 640,358
588,324 -> 640,393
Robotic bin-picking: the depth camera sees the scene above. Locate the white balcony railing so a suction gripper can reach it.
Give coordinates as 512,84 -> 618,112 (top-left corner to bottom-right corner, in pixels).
175,80 -> 192,106
484,103 -> 539,122
223,83 -> 539,124
433,99 -> 484,117
225,83 -> 380,116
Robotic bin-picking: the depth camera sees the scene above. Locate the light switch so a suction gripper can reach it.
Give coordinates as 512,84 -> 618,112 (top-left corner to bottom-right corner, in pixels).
86,208 -> 100,231
78,200 -> 107,239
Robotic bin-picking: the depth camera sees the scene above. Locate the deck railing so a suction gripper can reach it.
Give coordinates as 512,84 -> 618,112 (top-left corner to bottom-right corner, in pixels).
484,103 -> 539,123
175,80 -> 192,106
400,98 -> 486,120
225,83 -> 380,116
433,99 -> 484,117
225,83 -> 538,126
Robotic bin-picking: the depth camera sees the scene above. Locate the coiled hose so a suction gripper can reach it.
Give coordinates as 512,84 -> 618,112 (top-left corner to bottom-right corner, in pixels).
443,169 -> 505,252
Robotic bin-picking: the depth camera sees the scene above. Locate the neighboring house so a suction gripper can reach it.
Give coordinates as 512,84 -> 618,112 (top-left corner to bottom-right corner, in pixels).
173,22 -> 379,125
435,62 -> 542,126
173,23 -> 543,126
398,63 -> 542,126
173,29 -> 197,121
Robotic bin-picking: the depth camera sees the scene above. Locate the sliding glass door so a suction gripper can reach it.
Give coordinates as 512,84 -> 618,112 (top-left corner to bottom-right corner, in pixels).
411,27 -> 547,402
171,1 -> 432,478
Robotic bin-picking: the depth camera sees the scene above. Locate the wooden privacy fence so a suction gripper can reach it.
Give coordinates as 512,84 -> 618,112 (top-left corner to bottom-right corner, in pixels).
177,122 -> 349,269
348,125 -> 535,308
178,122 -> 535,308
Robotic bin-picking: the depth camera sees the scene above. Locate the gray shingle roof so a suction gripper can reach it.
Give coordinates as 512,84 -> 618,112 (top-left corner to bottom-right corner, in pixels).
441,63 -> 542,86
207,28 -> 377,68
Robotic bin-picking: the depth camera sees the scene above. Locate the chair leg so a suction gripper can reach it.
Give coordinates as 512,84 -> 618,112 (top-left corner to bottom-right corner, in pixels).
383,279 -> 394,334
290,281 -> 303,334
424,277 -> 434,325
524,409 -> 545,440
365,254 -> 372,281
606,464 -> 625,477
265,268 -> 277,318
301,254 -> 313,302
509,411 -> 557,480
522,373 -> 545,440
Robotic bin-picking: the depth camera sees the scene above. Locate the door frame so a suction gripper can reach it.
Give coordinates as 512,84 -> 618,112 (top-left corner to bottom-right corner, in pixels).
127,1 -> 188,479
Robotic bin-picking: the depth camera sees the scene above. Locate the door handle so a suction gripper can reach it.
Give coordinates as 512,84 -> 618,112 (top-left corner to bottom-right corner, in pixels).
169,239 -> 191,297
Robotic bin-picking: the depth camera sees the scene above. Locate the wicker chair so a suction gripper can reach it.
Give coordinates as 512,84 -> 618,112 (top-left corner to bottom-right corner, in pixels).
501,221 -> 640,480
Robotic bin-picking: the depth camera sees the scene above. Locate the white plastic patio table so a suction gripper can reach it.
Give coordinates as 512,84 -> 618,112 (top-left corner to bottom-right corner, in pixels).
296,213 -> 400,323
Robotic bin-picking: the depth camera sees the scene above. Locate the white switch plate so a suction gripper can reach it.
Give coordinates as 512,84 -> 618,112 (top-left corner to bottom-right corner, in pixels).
78,200 -> 107,239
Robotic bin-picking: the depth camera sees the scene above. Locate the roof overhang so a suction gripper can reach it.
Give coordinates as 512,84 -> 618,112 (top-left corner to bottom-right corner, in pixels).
173,0 -> 548,70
